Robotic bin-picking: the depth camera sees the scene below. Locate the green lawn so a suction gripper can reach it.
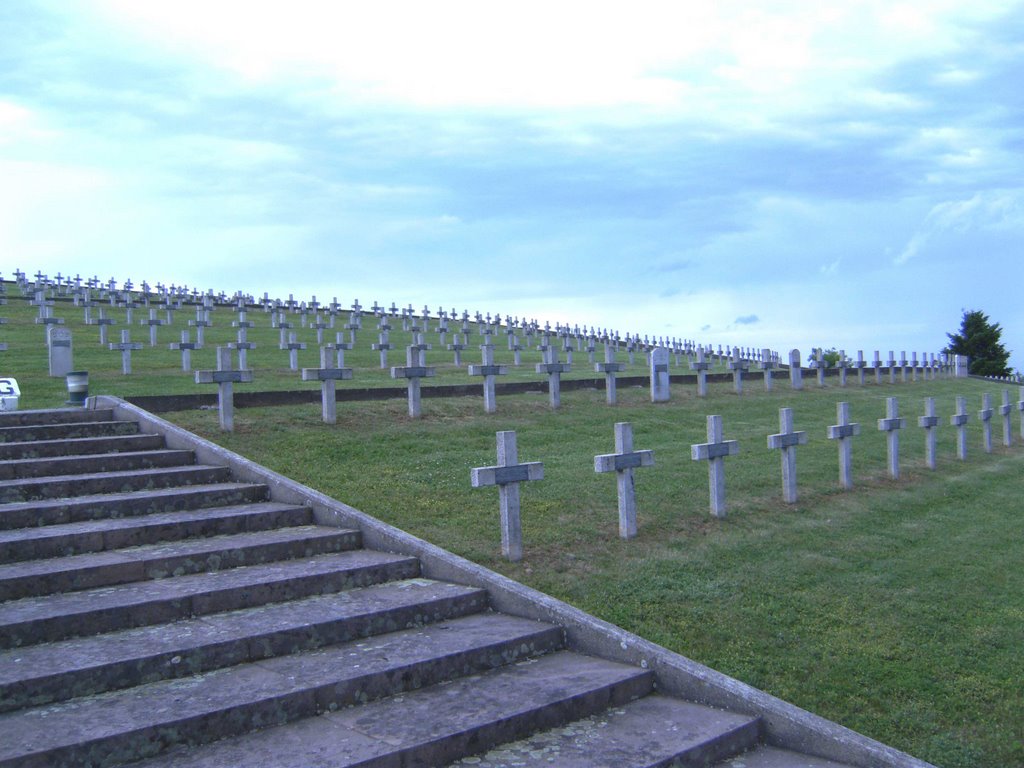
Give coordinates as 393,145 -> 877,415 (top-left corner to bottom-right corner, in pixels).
3,283 -> 1022,766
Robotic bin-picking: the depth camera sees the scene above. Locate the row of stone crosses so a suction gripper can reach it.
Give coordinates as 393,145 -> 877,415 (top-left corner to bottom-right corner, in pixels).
474,389 -> 1024,560
4,271 -> 973,431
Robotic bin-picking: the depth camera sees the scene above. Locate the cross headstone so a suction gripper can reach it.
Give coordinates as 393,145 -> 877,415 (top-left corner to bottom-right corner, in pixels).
468,345 -> 508,413
855,350 -> 867,386
195,347 -> 253,431
873,350 -> 883,385
109,329 -> 144,375
447,334 -> 467,366
691,414 -> 740,518
759,348 -> 776,392
814,349 -> 826,388
1018,386 -> 1024,442
728,346 -> 748,395
281,332 -> 306,371
650,346 -> 670,402
788,349 -> 803,391
535,347 -> 569,409
372,331 -> 393,368
595,343 -> 625,405
827,401 -> 860,489
767,407 -> 808,503
302,346 -> 354,424
978,393 -> 994,454
918,397 -> 940,470
143,308 -> 164,347
951,395 -> 969,460
470,430 -> 543,561
898,351 -> 908,383
999,389 -> 1013,447
47,326 -> 73,378
169,330 -> 198,371
329,335 -> 353,368
837,350 -> 848,387
594,422 -> 654,539
877,397 -> 906,479
689,347 -> 711,397
391,345 -> 436,418
887,351 -> 897,384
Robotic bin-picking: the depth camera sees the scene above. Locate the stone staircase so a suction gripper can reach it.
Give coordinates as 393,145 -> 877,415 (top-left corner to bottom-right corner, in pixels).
0,406 -> 926,767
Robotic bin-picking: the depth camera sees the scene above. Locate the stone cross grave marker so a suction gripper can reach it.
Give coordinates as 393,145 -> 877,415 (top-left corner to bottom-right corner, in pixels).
109,329 -> 144,375
887,351 -> 897,384
468,345 -> 508,414
855,350 -> 867,386
877,396 -> 906,479
899,351 -> 909,383
391,345 -> 436,418
827,401 -> 860,489
759,347 -> 776,392
767,407 -> 808,503
1018,386 -> 1024,442
689,347 -> 711,397
47,326 -> 73,378
302,346 -> 354,424
143,308 -> 164,347
999,389 -> 1013,447
917,397 -> 940,470
229,328 -> 256,370
189,309 -> 211,347
978,393 -> 994,454
372,330 -> 392,368
281,332 -> 306,371
169,330 -> 198,371
329,334 -> 354,368
195,346 -> 254,431
691,414 -> 740,518
789,349 -> 803,391
650,346 -> 670,402
536,346 -> 569,409
728,346 -> 748,395
595,342 -> 625,405
873,350 -> 883,385
447,333 -> 467,366
951,395 -> 969,460
837,350 -> 848,387
910,352 -> 919,382
470,430 -> 543,562
595,422 -> 654,539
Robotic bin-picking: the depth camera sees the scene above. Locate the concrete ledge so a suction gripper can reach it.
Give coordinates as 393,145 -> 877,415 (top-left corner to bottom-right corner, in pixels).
88,394 -> 934,768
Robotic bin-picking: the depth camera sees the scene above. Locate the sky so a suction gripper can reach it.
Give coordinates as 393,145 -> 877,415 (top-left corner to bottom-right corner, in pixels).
2,1 -> 1022,370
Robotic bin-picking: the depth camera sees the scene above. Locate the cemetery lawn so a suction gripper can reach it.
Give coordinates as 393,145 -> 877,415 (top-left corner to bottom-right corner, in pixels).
166,378 -> 1024,768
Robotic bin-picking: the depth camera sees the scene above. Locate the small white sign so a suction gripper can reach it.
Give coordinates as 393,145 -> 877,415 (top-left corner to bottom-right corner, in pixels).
0,377 -> 21,411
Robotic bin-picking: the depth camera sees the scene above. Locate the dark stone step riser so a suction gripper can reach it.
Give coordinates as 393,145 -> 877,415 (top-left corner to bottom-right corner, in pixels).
0,557 -> 421,648
1,589 -> 490,713
0,421 -> 139,444
0,530 -> 363,601
0,433 -> 165,461
0,409 -> 115,428
0,506 -> 313,563
0,466 -> 232,503
0,450 -> 196,481
666,718 -> 764,768
0,484 -> 270,530
18,628 -> 567,768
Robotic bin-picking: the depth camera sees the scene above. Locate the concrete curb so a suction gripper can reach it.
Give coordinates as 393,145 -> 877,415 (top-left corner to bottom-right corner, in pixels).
89,394 -> 935,768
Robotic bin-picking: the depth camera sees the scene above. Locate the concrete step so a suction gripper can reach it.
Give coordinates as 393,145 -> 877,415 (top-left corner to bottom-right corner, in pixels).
713,745 -> 856,767
0,525 -> 362,600
0,501 -> 312,563
449,694 -> 761,767
0,432 -> 165,461
0,419 -> 139,444
0,612 -> 566,767
0,577 -> 489,712
0,408 -> 115,428
0,548 -> 421,648
131,650 -> 655,768
0,464 -> 233,503
0,448 -> 196,480
0,481 -> 271,530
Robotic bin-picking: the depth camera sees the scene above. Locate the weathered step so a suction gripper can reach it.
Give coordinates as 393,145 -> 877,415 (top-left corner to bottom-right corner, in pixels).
0,448 -> 196,481
0,432 -> 165,461
0,408 -> 115,428
133,650 -> 654,768
0,548 -> 420,648
713,745 -> 855,767
0,464 -> 232,503
0,482 -> 270,530
450,694 -> 761,767
0,525 -> 362,600
0,419 -> 139,444
0,501 -> 311,563
0,612 -> 565,767
0,578 -> 488,712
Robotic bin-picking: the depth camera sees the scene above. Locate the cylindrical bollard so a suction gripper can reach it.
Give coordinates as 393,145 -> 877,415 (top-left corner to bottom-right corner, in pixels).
65,371 -> 89,406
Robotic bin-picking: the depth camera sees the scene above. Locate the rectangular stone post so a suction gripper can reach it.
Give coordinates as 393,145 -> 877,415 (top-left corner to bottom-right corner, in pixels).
951,395 -> 969,460
877,397 -> 906,479
470,430 -> 543,562
47,326 -> 73,378
918,397 -> 940,470
999,389 -> 1013,447
767,407 -> 807,503
691,414 -> 739,518
979,393 -> 994,454
595,422 -> 654,539
1018,386 -> 1024,442
827,401 -> 860,489
650,347 -> 670,402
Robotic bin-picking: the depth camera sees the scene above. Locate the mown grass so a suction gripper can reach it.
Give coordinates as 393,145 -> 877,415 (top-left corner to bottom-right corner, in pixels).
3,283 -> 1023,766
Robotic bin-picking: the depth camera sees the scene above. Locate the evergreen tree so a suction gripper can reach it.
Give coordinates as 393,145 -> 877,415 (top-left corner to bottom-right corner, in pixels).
944,310 -> 1011,376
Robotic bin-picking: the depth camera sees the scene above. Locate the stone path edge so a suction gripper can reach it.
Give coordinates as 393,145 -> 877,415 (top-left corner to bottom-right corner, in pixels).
86,394 -> 935,768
